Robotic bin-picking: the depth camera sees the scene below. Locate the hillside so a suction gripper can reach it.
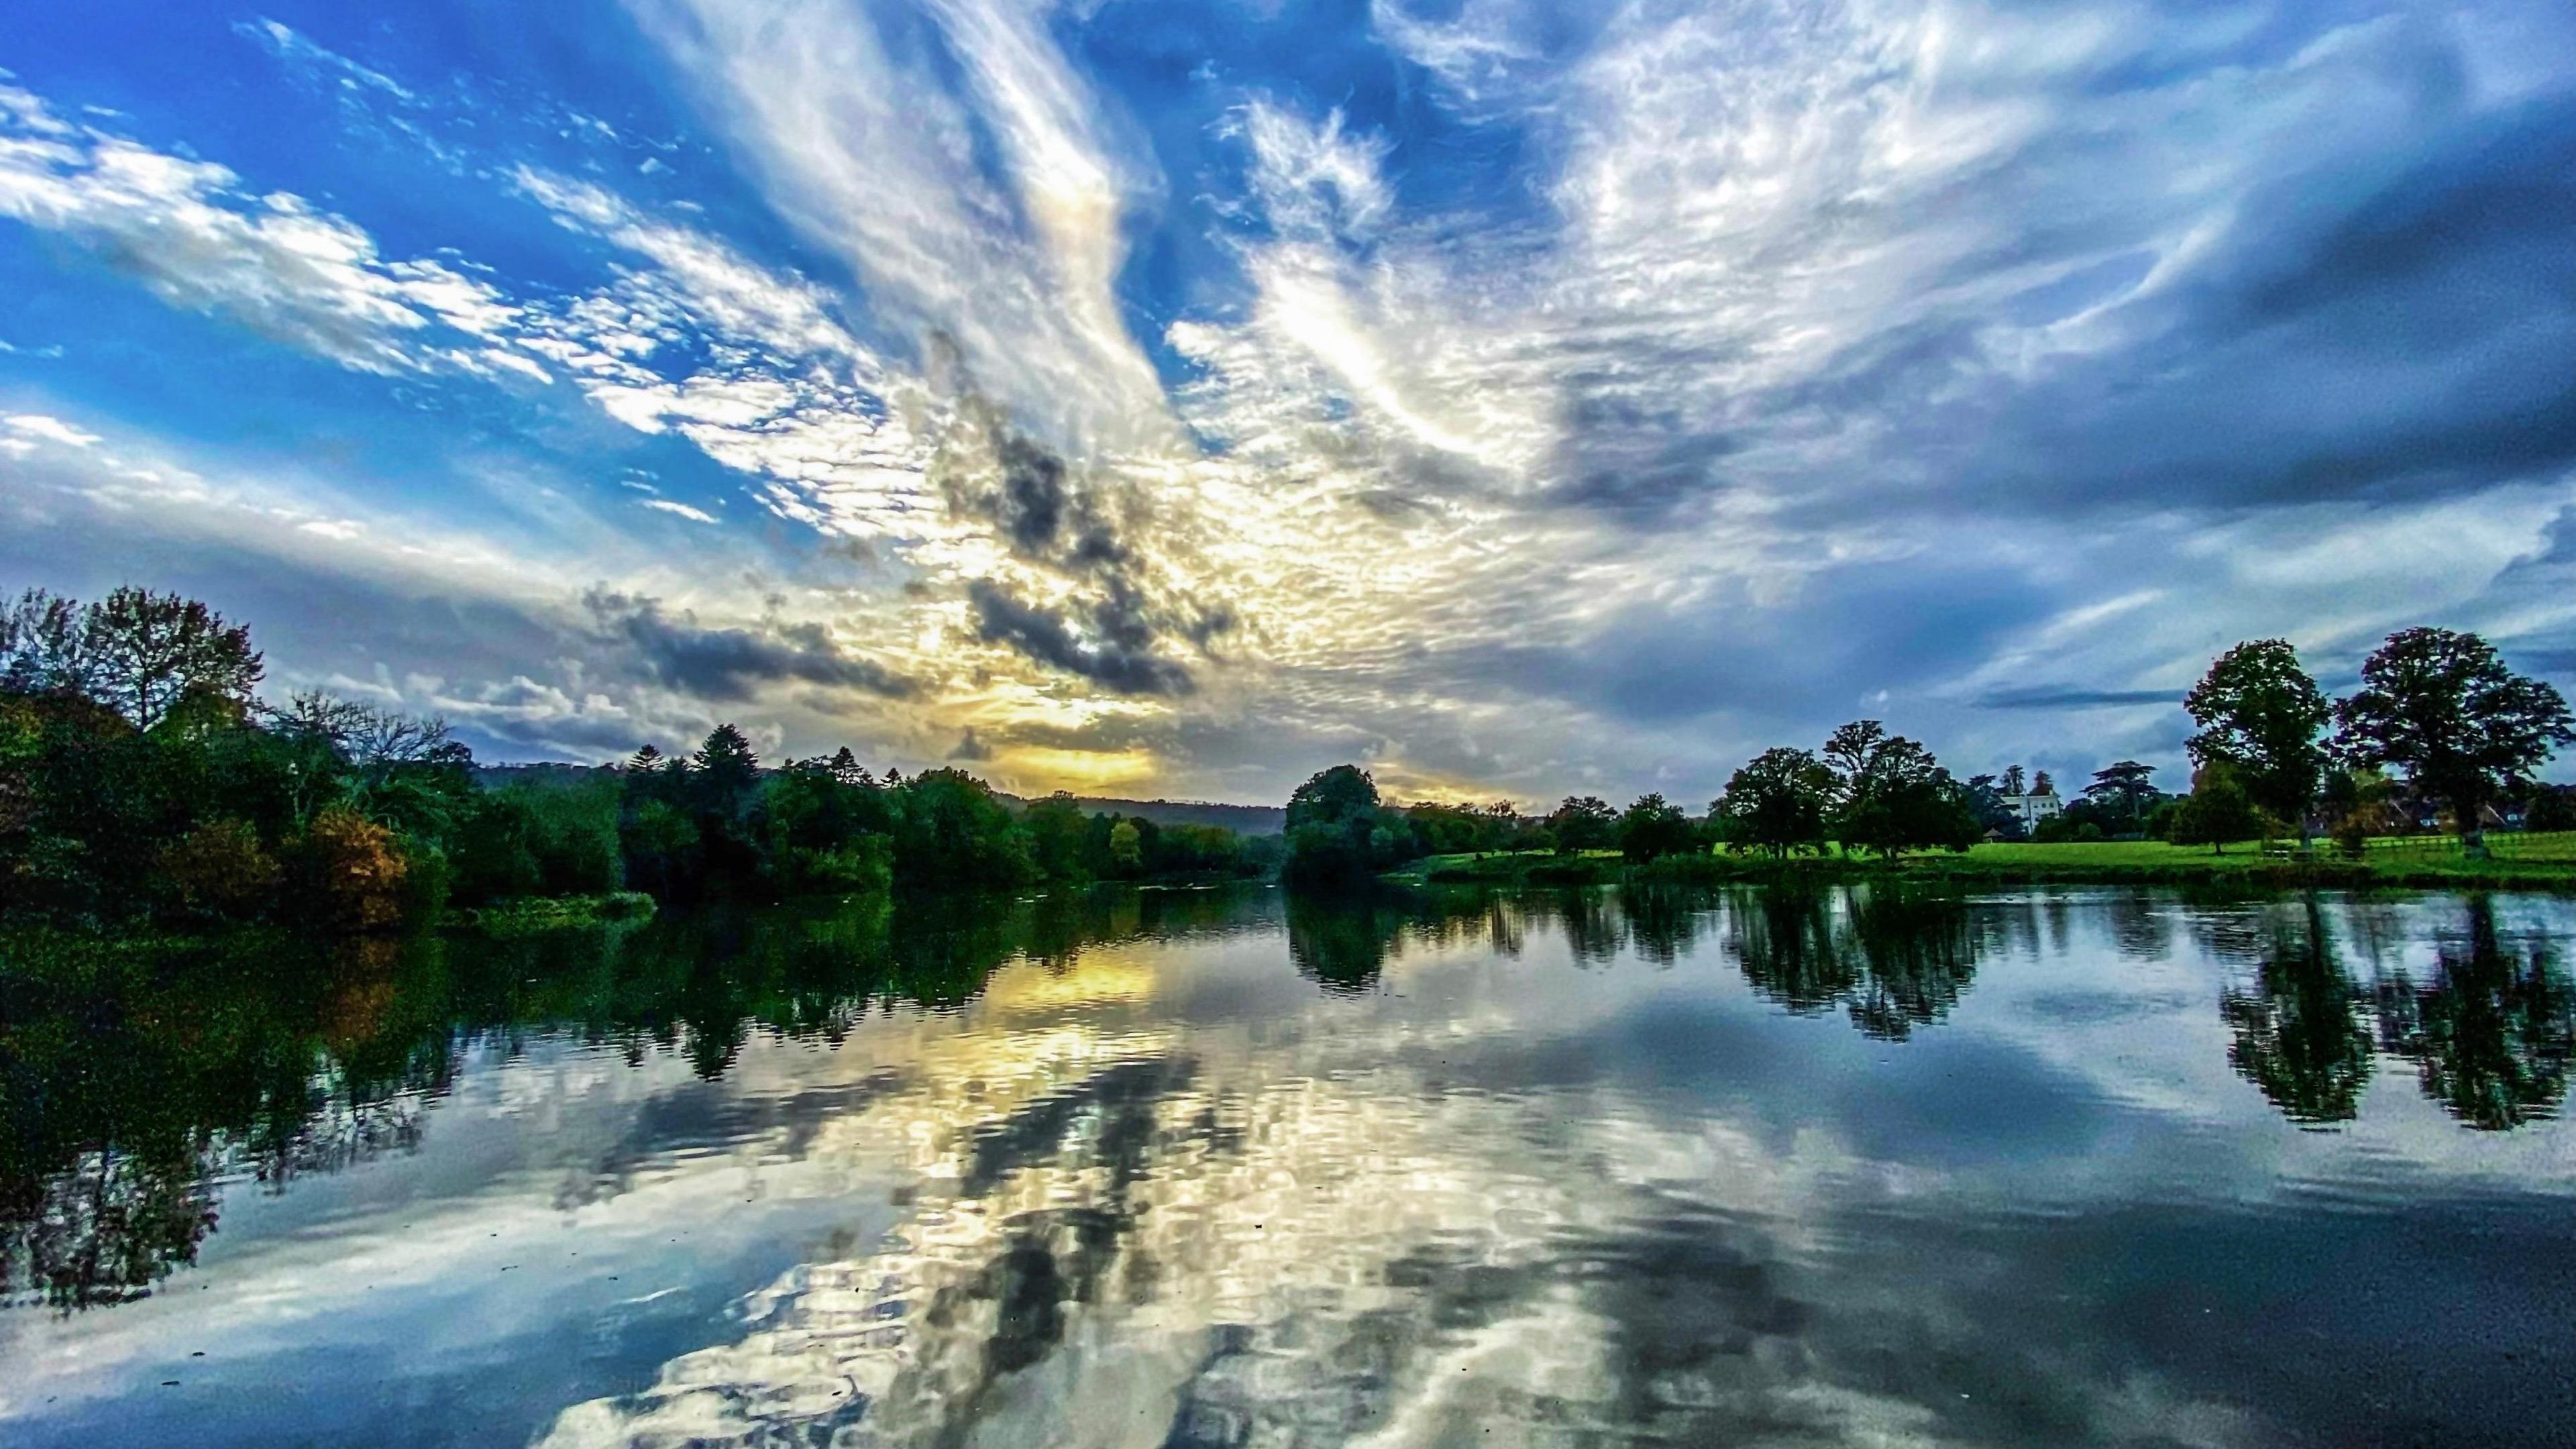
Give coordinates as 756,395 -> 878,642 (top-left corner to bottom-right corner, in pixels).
1067,796 -> 1286,836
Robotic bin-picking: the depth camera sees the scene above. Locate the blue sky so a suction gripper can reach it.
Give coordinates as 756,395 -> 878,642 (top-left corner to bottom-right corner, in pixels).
5,1 -> 2575,804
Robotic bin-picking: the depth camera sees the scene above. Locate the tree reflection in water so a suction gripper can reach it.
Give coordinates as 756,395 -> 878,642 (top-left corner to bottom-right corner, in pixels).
9,884 -> 2570,1318
2216,895 -> 2574,1130
0,887 -> 1253,1312
1727,882 -> 1984,1040
2375,900 -> 2574,1131
2220,900 -> 2375,1126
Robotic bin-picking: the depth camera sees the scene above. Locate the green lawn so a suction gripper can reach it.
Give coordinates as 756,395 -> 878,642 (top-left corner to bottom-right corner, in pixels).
1386,833 -> 2576,888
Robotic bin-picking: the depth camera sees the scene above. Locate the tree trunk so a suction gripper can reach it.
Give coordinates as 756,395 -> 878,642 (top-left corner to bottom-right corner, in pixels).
2458,796 -> 2489,860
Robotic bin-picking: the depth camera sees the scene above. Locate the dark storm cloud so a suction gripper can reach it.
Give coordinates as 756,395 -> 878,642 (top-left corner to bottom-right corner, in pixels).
1943,91 -> 2576,517
584,588 -> 916,701
1972,686 -> 2178,711
968,578 -> 1197,698
943,419 -> 1233,694
947,726 -> 995,761
947,427 -> 1133,579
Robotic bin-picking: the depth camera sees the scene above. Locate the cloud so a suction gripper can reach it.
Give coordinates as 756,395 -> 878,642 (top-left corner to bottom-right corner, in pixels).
586,588 -> 916,702
638,498 -> 718,525
0,83 -> 521,374
624,0 -> 1173,448
946,726 -> 994,762
967,578 -> 1195,699
13,3 -> 2576,800
1970,686 -> 2180,712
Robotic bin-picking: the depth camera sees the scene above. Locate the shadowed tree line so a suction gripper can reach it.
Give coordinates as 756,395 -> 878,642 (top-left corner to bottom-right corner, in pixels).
0,586 -> 1275,935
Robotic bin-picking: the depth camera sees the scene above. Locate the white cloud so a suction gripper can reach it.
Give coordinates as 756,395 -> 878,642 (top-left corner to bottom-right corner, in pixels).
624,0 -> 1174,451
639,497 -> 718,524
0,83 -> 526,375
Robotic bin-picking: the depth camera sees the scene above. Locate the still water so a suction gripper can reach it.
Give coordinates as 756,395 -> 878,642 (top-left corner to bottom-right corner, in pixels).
3,884 -> 2572,1447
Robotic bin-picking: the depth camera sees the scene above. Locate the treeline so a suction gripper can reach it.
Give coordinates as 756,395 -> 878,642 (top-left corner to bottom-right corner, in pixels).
0,586 -> 1271,935
1279,625 -> 2576,877
1281,718 -> 1992,881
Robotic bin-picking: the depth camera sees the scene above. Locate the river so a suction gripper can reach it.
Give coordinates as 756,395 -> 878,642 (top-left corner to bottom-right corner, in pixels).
3,883 -> 2570,1446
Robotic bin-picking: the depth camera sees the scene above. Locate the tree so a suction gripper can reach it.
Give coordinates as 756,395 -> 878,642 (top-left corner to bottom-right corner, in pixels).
2186,639 -> 2331,841
82,587 -> 264,731
0,590 -> 100,697
1960,774 -> 2023,840
2030,769 -> 2055,798
1108,819 -> 1144,874
1545,796 -> 1618,855
1617,794 -> 1695,863
1822,720 -> 1888,808
1715,748 -> 1836,859
2334,628 -> 2575,855
1021,792 -> 1092,883
2168,763 -> 2263,853
2529,788 -> 2576,834
2000,765 -> 2026,796
1284,765 -> 1397,882
1827,726 -> 1981,859
2082,761 -> 2159,831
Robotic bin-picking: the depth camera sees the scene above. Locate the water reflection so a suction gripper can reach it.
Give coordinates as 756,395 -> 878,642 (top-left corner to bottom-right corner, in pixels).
1729,883 -> 1983,1040
2220,901 -> 2375,1126
5,885 -> 2575,1449
2214,896 -> 2575,1131
2376,902 -> 2575,1131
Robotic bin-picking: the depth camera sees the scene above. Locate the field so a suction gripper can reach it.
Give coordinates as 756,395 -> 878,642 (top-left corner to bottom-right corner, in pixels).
1389,833 -> 2576,890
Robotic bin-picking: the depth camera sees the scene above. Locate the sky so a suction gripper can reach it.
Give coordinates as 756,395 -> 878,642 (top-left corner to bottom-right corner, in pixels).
3,1 -> 2575,806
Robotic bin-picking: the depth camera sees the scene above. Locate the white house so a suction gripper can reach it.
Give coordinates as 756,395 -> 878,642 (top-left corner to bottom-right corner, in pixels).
1995,791 -> 2064,830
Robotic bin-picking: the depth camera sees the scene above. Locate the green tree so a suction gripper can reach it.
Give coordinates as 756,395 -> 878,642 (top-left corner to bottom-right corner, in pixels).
0,589 -> 101,697
2333,628 -> 2575,855
1544,796 -> 1618,855
2529,788 -> 2576,833
1021,792 -> 1093,883
2168,763 -> 2263,853
1284,764 -> 1408,881
82,587 -> 264,731
2082,761 -> 2159,831
1616,794 -> 1695,863
1828,727 -> 1980,859
1715,748 -> 1835,859
693,724 -> 761,804
1108,818 -> 1144,874
1821,720 -> 1888,810
2184,640 -> 2330,841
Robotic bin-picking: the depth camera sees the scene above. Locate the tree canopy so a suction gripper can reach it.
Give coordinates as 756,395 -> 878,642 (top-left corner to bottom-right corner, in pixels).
2334,628 -> 2573,843
2186,639 -> 2331,834
1715,747 -> 1836,859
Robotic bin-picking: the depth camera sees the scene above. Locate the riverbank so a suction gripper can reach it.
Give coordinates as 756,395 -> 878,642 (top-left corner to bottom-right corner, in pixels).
1387,834 -> 2576,892
439,891 -> 659,932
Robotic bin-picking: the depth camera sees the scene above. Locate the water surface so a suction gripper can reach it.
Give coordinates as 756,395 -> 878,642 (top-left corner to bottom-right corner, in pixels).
3,884 -> 2571,1446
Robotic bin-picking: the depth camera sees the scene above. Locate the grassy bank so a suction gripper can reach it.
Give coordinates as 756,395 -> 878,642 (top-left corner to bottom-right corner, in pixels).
440,891 -> 657,932
1385,833 -> 2576,892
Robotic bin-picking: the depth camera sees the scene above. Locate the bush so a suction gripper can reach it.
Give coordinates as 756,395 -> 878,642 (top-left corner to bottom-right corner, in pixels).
156,818 -> 280,919
294,806 -> 411,932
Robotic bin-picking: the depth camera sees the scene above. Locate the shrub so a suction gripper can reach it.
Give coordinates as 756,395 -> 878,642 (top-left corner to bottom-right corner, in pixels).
156,818 -> 280,919
294,806 -> 411,933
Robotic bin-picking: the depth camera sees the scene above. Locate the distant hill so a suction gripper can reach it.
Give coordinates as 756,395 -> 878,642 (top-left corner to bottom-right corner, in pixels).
470,764 -> 1287,835
1067,796 -> 1286,836
472,762 -> 612,790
